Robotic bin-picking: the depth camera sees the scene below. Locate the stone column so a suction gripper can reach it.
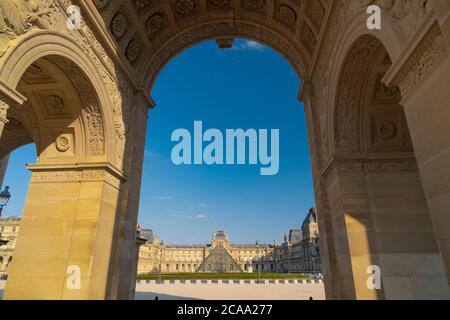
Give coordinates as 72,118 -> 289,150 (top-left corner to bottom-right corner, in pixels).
0,154 -> 9,190
323,160 -> 448,299
301,82 -> 342,299
3,164 -> 127,300
107,93 -> 150,300
385,22 -> 450,290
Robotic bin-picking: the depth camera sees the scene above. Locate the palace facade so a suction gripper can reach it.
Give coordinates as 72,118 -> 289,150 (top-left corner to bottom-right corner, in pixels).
0,209 -> 321,278
137,208 -> 322,275
0,217 -> 20,279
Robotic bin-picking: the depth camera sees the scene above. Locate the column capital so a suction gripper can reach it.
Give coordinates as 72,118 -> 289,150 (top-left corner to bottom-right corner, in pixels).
0,80 -> 26,108
26,162 -> 128,188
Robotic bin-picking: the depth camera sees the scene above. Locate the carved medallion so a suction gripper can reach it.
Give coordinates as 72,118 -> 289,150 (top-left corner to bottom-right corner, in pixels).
111,13 -> 127,39
376,121 -> 396,140
175,0 -> 196,15
126,39 -> 141,62
55,134 -> 71,152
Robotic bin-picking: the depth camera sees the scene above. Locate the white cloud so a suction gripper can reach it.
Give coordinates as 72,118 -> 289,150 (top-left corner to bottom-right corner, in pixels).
156,196 -> 175,200
170,213 -> 209,220
217,40 -> 265,53
244,40 -> 264,50
234,40 -> 265,51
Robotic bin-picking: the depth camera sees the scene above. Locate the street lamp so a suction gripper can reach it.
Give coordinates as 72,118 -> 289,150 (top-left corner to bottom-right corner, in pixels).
0,186 -> 11,217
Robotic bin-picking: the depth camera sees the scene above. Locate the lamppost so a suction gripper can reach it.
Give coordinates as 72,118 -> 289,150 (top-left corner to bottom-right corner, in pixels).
0,186 -> 11,217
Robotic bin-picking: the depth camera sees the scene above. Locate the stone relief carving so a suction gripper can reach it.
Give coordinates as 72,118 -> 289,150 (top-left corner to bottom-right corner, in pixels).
49,56 -> 105,157
30,168 -> 122,188
376,120 -> 396,140
0,0 -> 56,56
357,0 -> 434,37
336,36 -> 380,149
126,38 -> 140,62
55,133 -> 71,152
391,23 -> 447,99
323,159 -> 419,184
310,0 -> 438,174
145,12 -> 164,36
240,0 -> 266,13
208,0 -> 233,10
175,0 -> 196,16
275,2 -> 297,28
111,12 -> 127,39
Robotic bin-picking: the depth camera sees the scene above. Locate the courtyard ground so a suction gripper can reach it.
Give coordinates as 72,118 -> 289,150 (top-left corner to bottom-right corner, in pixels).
0,280 -> 325,300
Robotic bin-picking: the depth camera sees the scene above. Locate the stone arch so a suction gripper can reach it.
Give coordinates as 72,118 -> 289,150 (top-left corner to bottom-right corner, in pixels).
0,32 -> 116,164
142,20 -> 308,91
322,9 -> 407,158
1,32 -> 130,300
93,0 -> 331,91
332,35 -> 411,155
317,32 -> 450,300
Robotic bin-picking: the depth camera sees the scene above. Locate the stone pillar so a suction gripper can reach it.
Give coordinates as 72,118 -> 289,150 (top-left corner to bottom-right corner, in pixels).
131,237 -> 146,297
107,93 -> 150,300
3,164 -> 126,300
385,22 -> 450,290
0,154 -> 9,190
323,161 -> 448,299
302,82 -> 342,299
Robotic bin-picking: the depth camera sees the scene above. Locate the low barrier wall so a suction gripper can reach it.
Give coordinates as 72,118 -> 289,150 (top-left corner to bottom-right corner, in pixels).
136,279 -> 323,285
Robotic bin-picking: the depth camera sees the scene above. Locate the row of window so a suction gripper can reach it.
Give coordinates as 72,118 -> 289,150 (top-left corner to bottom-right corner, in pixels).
0,226 -> 18,233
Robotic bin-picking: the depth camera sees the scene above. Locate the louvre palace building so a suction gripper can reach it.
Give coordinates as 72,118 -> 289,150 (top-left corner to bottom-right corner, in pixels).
137,209 -> 322,275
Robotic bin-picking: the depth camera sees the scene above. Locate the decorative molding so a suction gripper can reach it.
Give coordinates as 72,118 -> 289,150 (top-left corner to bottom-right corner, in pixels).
357,0 -> 434,38
322,158 -> 419,180
335,35 -> 380,149
388,23 -> 448,100
48,56 -> 106,157
28,162 -> 127,188
55,133 -> 72,153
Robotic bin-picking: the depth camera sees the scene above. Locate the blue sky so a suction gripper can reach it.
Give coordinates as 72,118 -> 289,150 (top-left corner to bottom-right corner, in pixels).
2,39 -> 315,244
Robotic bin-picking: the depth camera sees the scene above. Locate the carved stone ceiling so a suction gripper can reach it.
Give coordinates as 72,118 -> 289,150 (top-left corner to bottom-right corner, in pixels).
93,0 -> 331,86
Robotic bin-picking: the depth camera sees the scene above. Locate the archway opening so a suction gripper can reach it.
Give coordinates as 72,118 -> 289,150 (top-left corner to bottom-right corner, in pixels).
0,53 -> 117,300
134,38 -> 323,300
324,35 -> 449,300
